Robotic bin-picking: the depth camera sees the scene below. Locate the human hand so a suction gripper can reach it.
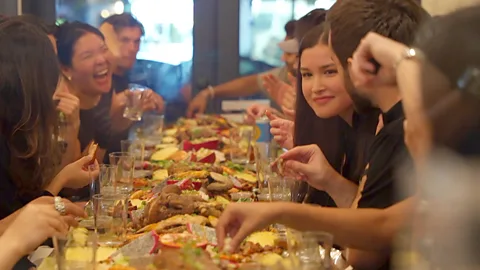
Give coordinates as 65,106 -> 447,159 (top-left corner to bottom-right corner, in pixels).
282,106 -> 296,120
141,89 -> 165,113
263,74 -> 295,108
349,32 -> 408,89
216,202 -> 282,252
4,197 -> 86,257
53,80 -> 80,132
280,144 -> 336,191
244,104 -> 272,125
57,155 -> 99,189
186,90 -> 209,117
266,111 -> 294,149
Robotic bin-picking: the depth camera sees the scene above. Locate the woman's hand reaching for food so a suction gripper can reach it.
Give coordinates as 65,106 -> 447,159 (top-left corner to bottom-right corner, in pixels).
141,89 -> 165,113
280,144 -> 338,191
0,197 -> 86,268
216,202 -> 283,252
244,104 -> 279,125
266,111 -> 294,149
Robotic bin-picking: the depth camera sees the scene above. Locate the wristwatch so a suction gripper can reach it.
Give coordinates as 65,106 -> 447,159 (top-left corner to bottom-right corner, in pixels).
395,47 -> 424,69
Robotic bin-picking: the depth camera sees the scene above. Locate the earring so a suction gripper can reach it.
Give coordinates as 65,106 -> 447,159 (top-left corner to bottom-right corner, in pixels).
67,76 -> 72,81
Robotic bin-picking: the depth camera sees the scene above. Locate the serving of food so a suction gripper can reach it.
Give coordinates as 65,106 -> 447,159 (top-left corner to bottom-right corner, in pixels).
40,115 -> 346,270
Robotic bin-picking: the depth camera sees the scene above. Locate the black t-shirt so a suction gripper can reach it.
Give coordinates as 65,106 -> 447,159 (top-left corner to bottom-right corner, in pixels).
355,102 -> 412,270
0,135 -> 53,269
306,112 -> 378,207
104,74 -> 131,163
357,102 -> 411,209
77,99 -> 112,152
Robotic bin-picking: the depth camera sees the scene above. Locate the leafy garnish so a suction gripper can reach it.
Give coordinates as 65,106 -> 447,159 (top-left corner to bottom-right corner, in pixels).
225,161 -> 244,171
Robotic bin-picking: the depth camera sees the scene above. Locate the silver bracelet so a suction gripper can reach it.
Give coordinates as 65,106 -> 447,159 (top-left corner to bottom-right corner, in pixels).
395,47 -> 424,70
207,85 -> 215,99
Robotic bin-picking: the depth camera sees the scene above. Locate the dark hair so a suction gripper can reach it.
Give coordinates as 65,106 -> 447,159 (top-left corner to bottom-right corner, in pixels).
325,0 -> 430,67
295,9 -> 327,41
102,13 -> 145,36
284,20 -> 296,38
6,14 -> 57,35
55,21 -> 104,67
414,6 -> 480,156
0,20 -> 60,194
294,24 -> 378,205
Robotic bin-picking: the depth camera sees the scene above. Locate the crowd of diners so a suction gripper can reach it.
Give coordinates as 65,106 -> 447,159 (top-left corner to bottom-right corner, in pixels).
1,0 -> 480,269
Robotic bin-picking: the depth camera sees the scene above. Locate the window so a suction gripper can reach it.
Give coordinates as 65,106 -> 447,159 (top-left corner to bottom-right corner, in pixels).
239,0 -> 335,75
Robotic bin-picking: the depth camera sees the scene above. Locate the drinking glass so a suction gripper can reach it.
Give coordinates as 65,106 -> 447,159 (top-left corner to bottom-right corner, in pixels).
108,152 -> 135,195
229,127 -> 253,164
287,230 -> 334,269
142,114 -> 165,145
83,164 -> 117,227
120,139 -> 146,167
123,83 -> 147,121
92,194 -> 127,247
53,232 -> 97,270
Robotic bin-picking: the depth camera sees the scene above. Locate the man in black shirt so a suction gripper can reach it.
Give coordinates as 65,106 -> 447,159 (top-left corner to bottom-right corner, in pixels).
98,13 -> 164,162
323,0 -> 430,269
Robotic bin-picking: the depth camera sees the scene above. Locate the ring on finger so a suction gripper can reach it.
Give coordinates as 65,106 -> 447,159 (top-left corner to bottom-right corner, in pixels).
54,196 -> 66,216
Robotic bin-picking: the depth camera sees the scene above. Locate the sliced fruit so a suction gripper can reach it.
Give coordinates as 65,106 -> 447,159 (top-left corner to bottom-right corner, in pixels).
150,147 -> 179,161
208,216 -> 219,227
111,231 -> 159,258
234,172 -> 257,183
246,231 -> 278,247
215,196 -> 230,205
255,253 -> 283,266
187,224 -> 217,246
159,233 -> 208,249
65,246 -> 117,262
164,128 -> 177,136
183,139 -> 219,151
130,199 -> 145,209
198,152 -> 216,163
152,169 -> 169,181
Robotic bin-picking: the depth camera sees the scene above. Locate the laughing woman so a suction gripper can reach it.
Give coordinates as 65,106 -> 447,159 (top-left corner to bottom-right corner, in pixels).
55,21 -> 113,163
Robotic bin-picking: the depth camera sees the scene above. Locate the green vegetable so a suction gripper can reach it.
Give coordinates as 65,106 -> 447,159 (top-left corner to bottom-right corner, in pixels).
151,159 -> 173,168
225,161 -> 244,171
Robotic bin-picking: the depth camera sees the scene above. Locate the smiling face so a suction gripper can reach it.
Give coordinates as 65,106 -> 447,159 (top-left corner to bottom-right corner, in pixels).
300,44 -> 353,119
62,33 -> 112,95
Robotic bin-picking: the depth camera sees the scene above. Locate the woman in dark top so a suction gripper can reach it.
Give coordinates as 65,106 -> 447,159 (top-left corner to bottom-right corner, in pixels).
0,19 -> 95,269
216,6 -> 480,268
292,23 -> 378,207
55,21 -> 113,162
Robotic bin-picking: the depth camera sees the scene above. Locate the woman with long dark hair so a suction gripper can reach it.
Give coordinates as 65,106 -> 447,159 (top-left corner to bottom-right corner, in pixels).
0,18 -> 94,269
217,5 -> 480,269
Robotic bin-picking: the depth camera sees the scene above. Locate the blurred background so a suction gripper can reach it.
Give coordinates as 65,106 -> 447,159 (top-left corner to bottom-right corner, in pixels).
0,0 -> 336,121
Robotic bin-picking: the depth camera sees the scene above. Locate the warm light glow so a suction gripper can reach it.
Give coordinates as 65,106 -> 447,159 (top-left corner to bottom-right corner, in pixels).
114,1 -> 125,14
100,9 -> 110,18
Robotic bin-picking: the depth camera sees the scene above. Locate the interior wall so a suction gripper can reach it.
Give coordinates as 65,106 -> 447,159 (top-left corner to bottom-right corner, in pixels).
423,0 -> 480,16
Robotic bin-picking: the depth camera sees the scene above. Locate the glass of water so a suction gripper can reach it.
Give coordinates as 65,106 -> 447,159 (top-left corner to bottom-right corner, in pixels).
229,127 -> 253,164
108,152 -> 135,195
120,139 -> 146,168
92,194 -> 127,247
287,230 -> 334,270
123,83 -> 147,121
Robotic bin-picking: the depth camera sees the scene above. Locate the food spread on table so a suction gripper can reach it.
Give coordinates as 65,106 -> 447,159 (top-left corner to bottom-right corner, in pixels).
41,115 -> 345,270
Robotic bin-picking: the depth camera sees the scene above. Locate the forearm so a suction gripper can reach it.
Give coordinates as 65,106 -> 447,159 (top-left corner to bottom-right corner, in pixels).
61,137 -> 81,168
45,173 -> 67,196
324,172 -> 359,208
273,199 -> 412,250
207,74 -> 260,98
0,244 -> 23,270
110,92 -> 132,132
0,211 -> 20,237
